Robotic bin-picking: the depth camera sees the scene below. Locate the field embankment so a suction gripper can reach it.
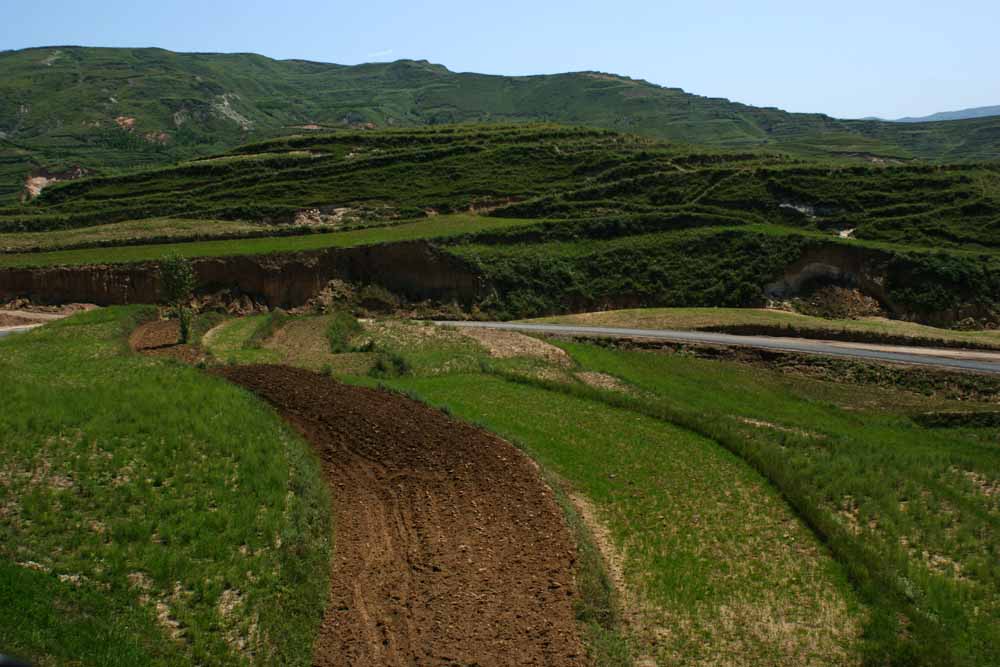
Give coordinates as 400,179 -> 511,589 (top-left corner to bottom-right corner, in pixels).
0,239 -> 484,308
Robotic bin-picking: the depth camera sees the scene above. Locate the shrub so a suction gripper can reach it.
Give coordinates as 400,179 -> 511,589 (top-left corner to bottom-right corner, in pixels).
326,310 -> 363,353
358,284 -> 400,313
369,352 -> 412,378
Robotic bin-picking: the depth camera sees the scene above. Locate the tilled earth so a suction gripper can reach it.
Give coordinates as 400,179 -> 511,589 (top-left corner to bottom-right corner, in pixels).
216,364 -> 585,666
129,319 -> 205,364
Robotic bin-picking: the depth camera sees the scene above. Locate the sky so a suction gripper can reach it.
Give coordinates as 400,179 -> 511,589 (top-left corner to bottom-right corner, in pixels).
4,0 -> 998,120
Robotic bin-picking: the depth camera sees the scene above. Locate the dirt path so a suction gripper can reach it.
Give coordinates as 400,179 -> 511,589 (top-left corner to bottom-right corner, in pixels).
216,365 -> 585,666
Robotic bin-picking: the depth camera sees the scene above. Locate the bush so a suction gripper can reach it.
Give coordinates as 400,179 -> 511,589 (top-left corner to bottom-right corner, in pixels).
326,310 -> 363,353
369,352 -> 412,378
358,284 -> 400,313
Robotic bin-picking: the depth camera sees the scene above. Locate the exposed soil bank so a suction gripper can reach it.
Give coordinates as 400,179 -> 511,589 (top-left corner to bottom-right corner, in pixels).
766,243 -> 999,327
0,241 -> 484,309
215,365 -> 584,666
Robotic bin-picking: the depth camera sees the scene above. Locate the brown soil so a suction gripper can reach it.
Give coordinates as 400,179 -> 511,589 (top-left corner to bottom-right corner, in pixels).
0,313 -> 40,328
457,327 -> 572,365
0,303 -> 97,328
215,365 -> 584,666
793,286 -> 885,320
129,319 -> 205,364
574,371 -> 630,393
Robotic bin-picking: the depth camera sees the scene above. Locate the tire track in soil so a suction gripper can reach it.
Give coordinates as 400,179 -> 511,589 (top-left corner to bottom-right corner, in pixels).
215,365 -> 585,666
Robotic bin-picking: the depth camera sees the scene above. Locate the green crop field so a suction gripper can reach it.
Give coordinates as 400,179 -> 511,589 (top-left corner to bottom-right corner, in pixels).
0,213 -> 534,267
0,308 -> 331,665
7,296 -> 1000,665
344,317 -> 999,665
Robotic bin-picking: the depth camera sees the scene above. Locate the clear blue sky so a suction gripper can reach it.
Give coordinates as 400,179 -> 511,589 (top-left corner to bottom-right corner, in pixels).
5,0 -> 998,119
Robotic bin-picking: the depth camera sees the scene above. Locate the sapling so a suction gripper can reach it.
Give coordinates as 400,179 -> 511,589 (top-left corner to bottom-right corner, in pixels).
160,254 -> 196,343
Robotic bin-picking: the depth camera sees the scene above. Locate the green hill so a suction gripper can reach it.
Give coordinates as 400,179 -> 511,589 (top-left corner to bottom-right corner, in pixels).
2,124 -> 998,327
3,46 -> 1000,201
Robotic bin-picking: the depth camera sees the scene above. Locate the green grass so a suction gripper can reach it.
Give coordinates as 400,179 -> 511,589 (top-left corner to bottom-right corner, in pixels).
203,315 -> 283,365
447,223 -> 1000,323
2,122 -> 998,328
0,307 -> 331,665
0,217 -> 275,253
384,372 -> 867,665
528,307 -> 1000,348
0,214 -> 537,267
322,319 -> 999,664
243,309 -> 290,350
538,341 -> 1000,666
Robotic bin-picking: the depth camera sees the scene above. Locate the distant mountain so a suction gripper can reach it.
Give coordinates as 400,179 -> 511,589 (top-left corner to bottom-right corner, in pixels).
2,46 -> 999,200
895,105 -> 1000,123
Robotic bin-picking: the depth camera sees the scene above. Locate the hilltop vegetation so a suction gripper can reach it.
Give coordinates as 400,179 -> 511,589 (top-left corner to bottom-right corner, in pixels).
3,124 -> 997,327
2,46 -> 1000,200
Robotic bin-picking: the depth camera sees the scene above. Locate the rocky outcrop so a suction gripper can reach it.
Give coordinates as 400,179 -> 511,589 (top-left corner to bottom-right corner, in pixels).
0,241 -> 486,308
21,165 -> 89,201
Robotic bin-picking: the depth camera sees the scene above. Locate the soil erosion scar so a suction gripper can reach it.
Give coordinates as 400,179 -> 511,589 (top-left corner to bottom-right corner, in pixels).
216,365 -> 584,666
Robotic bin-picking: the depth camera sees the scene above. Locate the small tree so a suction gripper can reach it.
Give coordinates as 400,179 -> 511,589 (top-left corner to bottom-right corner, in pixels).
160,254 -> 196,343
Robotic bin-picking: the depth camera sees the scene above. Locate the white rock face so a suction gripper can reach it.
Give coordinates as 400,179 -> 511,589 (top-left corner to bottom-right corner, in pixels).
213,94 -> 254,130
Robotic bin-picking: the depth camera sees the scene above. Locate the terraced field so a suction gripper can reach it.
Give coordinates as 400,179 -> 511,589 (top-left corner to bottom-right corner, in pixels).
4,117 -> 1000,667
5,46 -> 1000,204
2,125 -> 999,331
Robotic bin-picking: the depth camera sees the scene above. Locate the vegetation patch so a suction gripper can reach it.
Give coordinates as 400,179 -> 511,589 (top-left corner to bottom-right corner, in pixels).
534,341 -> 1000,665
325,310 -> 362,353
0,307 -> 330,665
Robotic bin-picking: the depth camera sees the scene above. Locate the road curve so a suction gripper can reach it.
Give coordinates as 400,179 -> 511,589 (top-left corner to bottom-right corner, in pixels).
435,321 -> 1000,375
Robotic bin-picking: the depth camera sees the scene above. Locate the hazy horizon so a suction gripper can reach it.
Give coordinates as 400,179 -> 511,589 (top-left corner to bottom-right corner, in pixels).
5,0 -> 999,120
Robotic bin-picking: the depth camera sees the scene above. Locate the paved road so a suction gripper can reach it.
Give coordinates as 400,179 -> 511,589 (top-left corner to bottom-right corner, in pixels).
436,321 -> 1000,375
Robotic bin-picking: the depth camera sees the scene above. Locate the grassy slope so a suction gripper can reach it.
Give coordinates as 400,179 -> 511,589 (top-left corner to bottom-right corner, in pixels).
547,342 -> 1000,665
0,217 -> 275,252
0,308 -> 330,666
0,213 -> 531,267
2,45 -> 998,202
528,307 -> 1000,347
318,320 -> 867,664
1,126 -> 996,327
390,372 -> 866,665
1,126 -> 666,232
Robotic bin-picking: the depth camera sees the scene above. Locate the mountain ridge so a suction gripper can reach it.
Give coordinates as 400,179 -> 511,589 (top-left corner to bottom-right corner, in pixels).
895,105 -> 1000,123
2,45 -> 999,200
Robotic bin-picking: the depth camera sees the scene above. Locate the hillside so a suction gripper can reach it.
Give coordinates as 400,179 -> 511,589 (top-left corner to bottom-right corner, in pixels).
3,46 -> 1000,201
2,124 -> 998,327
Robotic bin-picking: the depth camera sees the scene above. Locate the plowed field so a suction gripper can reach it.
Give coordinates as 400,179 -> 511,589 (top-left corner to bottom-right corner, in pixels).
216,365 -> 584,666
